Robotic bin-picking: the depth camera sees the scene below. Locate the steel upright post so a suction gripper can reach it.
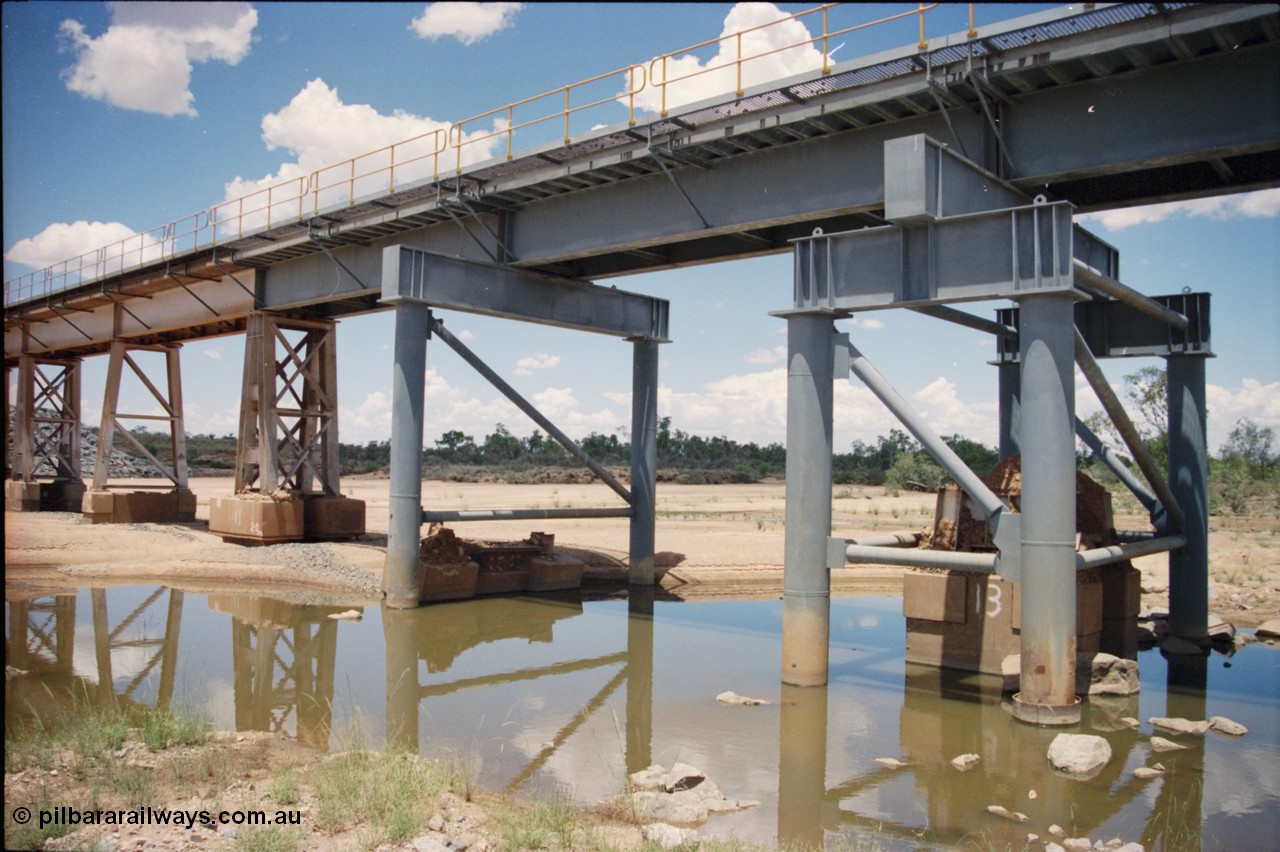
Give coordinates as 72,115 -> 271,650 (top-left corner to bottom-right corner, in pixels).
1012,291 -> 1081,725
781,312 -> 834,687
998,361 -> 1021,460
383,302 -> 431,608
629,338 -> 659,585
1167,353 -> 1209,643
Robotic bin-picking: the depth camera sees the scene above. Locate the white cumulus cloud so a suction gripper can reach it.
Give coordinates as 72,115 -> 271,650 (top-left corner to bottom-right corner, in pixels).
515,353 -> 561,376
4,220 -> 159,272
59,2 -> 257,117
745,345 -> 787,365
630,2 -> 824,115
219,79 -> 503,229
1080,188 -> 1280,231
410,2 -> 522,45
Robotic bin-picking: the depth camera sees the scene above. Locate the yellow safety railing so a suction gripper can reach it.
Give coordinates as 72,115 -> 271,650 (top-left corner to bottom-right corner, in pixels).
448,63 -> 647,175
6,2 -> 980,306
647,3 -> 938,116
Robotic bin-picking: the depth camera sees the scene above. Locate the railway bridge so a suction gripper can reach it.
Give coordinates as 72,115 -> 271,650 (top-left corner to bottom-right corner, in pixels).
6,2 -> 1278,724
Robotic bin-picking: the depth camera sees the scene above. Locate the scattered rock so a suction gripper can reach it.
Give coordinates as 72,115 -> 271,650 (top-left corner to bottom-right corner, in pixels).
1081,653 -> 1141,696
1235,633 -> 1258,649
716,690 -> 769,706
5,665 -> 30,680
412,836 -> 451,852
663,763 -> 706,793
874,757 -> 908,769
1049,824 -> 1066,837
428,813 -> 445,832
327,608 -> 362,621
1113,843 -> 1146,852
986,805 -> 1029,823
1063,838 -> 1092,851
1133,766 -> 1164,779
1149,736 -> 1187,752
1254,619 -> 1280,638
1045,844 -> 1066,852
622,763 -> 758,826
1121,717 -> 1140,729
1207,614 -> 1236,642
1047,734 -> 1112,777
951,753 -> 981,772
642,823 -> 699,849
1209,716 -> 1248,736
1149,717 -> 1211,736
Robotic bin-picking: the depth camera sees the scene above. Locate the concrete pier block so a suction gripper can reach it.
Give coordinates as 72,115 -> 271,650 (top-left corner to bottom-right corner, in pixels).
300,494 -> 366,540
528,553 -> 584,592
209,493 -> 304,545
5,480 -> 43,512
82,490 -> 197,524
476,569 -> 530,596
417,561 -> 479,602
7,480 -> 87,512
905,570 -> 1103,675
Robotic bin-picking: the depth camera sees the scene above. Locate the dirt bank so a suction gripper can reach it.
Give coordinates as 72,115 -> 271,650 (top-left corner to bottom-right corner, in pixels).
6,477 -> 1278,625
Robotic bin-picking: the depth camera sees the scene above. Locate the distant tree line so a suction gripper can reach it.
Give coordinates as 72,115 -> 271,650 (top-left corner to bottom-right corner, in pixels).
107,363 -> 1277,511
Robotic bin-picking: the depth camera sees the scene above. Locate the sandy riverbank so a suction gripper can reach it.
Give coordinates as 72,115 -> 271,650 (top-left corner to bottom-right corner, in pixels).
5,476 -> 1278,626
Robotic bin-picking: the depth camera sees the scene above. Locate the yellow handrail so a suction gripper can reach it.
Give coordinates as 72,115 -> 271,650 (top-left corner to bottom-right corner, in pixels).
6,2 -> 975,305
447,61 -> 647,175
647,3 -> 938,117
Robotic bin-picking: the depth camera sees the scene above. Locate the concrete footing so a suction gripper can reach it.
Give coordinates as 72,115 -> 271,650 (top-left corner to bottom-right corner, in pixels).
209,493 -> 304,545
81,489 -> 197,524
418,561 -> 480,602
5,479 -> 86,512
300,495 -> 366,540
417,551 -> 584,602
904,570 -> 1103,675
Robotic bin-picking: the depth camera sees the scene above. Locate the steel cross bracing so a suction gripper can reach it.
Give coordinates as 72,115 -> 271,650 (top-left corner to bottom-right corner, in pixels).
6,3 -> 1278,362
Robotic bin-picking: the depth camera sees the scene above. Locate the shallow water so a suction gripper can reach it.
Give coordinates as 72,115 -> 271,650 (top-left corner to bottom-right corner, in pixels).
6,586 -> 1278,849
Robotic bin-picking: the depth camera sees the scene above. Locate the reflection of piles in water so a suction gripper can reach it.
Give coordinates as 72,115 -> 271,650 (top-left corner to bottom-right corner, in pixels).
208,595 -> 343,750
408,596 -> 584,674
417,527 -> 583,603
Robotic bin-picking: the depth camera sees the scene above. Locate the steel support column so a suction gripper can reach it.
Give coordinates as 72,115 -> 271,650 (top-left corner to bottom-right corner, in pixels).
629,338 -> 659,585
1012,291 -> 1080,726
1167,353 -> 1210,644
384,301 -> 431,608
781,312 -> 834,687
998,361 -> 1021,460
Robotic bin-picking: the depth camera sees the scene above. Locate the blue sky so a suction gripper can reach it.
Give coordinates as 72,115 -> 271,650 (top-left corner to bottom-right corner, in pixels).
4,2 -> 1277,455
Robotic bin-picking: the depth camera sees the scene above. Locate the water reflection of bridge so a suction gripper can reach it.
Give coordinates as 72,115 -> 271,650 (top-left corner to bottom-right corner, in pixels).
383,589 -> 656,783
5,589 -> 184,719
209,596 -> 343,751
5,590 -> 1216,847
779,660 -> 1210,849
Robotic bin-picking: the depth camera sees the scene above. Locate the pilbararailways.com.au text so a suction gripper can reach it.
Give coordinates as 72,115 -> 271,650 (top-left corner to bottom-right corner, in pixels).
27,806 -> 302,831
